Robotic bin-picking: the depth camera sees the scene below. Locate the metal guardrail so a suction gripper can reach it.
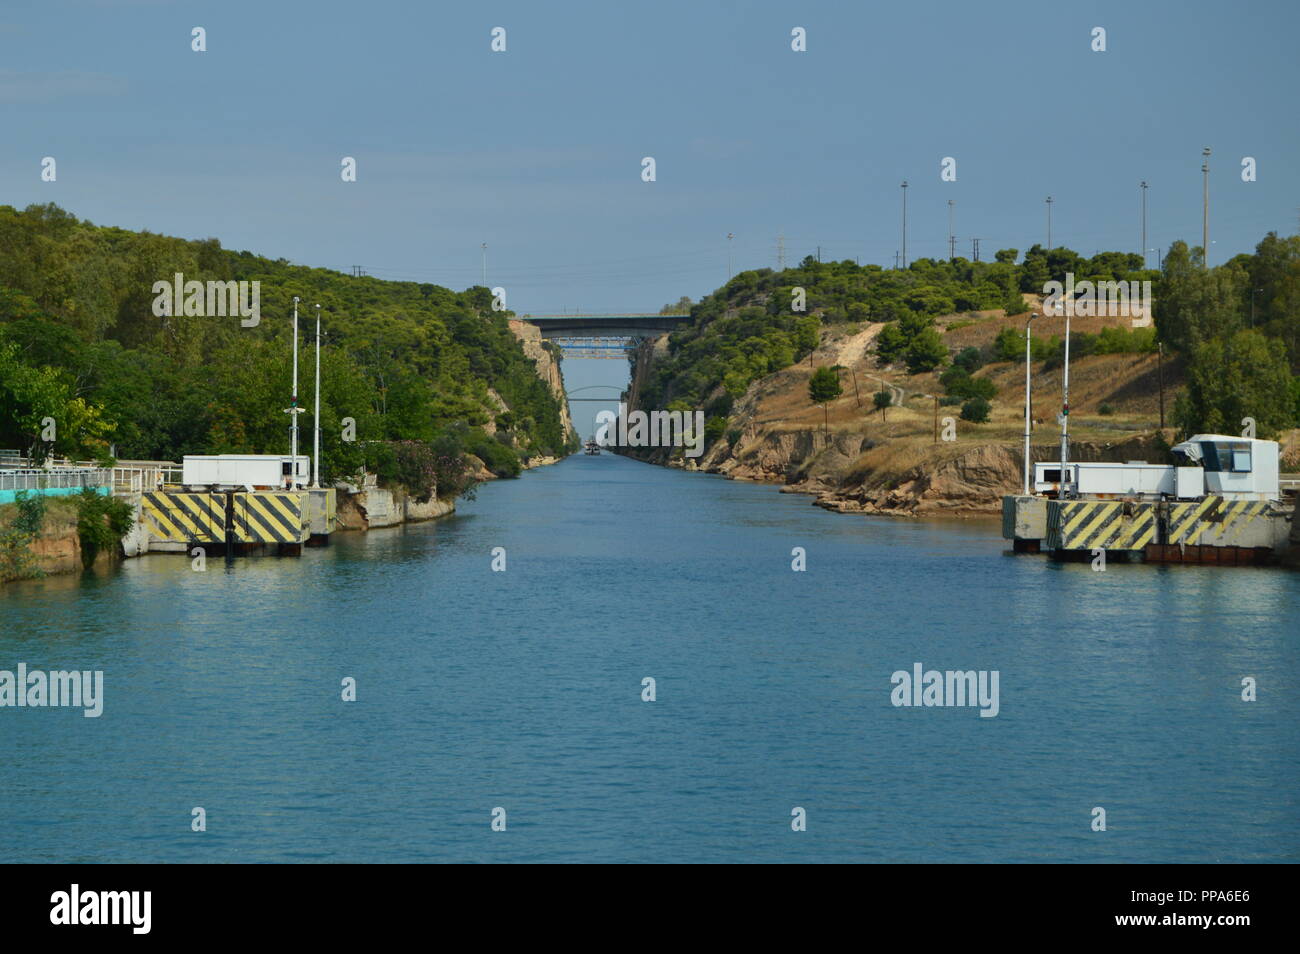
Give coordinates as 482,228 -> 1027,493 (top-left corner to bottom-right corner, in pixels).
0,468 -> 112,493
111,465 -> 182,493
0,456 -> 181,495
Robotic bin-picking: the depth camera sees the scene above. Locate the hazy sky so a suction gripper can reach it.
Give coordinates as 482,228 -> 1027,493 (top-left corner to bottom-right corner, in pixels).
4,0 -> 1298,434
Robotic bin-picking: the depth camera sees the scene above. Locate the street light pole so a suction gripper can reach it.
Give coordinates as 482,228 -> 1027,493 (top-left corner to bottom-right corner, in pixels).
1023,312 -> 1039,495
290,297 -> 300,487
727,232 -> 734,280
312,303 -> 321,488
1046,195 -> 1053,249
1140,181 -> 1148,268
1202,148 -> 1211,268
1058,304 -> 1072,498
481,243 -> 487,287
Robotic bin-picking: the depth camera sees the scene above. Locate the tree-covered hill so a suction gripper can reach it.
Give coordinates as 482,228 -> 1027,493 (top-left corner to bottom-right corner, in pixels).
638,236 -> 1300,440
0,203 -> 576,493
638,247 -> 1155,412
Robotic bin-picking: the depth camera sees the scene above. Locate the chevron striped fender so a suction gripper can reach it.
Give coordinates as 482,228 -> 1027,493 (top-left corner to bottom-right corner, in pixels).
231,492 -> 310,544
142,491 -> 226,543
1046,500 -> 1158,551
1166,496 -> 1274,546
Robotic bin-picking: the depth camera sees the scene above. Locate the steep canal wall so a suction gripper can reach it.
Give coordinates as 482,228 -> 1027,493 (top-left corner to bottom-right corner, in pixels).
0,497 -> 122,581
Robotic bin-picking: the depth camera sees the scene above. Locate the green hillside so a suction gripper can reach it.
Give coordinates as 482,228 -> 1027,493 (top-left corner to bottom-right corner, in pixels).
0,203 -> 577,497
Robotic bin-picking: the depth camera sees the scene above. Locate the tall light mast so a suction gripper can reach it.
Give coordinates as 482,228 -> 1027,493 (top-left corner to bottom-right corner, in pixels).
1023,313 -> 1038,495
312,303 -> 322,488
1058,303 -> 1072,497
285,296 -> 304,488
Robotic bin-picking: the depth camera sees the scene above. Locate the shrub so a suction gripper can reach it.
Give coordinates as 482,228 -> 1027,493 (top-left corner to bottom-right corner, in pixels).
940,367 -> 995,401
904,328 -> 947,374
994,327 -> 1023,362
0,491 -> 48,581
953,346 -> 984,374
430,431 -> 477,500
960,396 -> 992,423
75,488 -> 133,569
875,323 -> 907,363
808,366 -> 842,405
465,430 -> 522,479
703,415 -> 729,448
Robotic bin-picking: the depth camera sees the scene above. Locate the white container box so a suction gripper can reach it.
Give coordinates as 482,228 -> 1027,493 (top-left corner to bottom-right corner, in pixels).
182,455 -> 310,489
1174,466 -> 1204,499
1035,461 -> 1175,498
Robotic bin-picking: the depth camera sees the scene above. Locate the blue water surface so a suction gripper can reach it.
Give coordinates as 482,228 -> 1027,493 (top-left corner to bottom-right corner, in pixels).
1,454 -> 1296,862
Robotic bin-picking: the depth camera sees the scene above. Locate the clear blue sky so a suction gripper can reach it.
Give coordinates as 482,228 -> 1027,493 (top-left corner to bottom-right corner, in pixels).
4,0 -> 1298,434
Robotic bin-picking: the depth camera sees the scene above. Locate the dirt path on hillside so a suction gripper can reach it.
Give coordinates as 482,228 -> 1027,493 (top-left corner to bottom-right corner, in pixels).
833,324 -> 881,367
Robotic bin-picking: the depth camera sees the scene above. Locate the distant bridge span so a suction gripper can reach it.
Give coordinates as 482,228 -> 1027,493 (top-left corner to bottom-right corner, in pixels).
521,313 -> 692,358
522,313 -> 691,336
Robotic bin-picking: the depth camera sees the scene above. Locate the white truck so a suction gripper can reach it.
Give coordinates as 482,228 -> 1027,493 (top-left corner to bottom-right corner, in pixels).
181,454 -> 310,491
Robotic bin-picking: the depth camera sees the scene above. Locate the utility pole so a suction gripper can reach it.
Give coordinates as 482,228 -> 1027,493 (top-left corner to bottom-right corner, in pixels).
947,199 -> 955,260
727,232 -> 734,280
1045,195 -> 1053,249
312,304 -> 322,488
900,180 -> 909,268
1201,147 -> 1211,268
1140,181 -> 1148,268
971,238 -> 981,262
481,243 -> 487,287
777,231 -> 786,271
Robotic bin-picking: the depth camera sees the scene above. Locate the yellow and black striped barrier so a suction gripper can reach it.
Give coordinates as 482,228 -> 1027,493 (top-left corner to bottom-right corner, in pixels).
1047,496 -> 1278,552
231,492 -> 309,545
1167,497 -> 1271,546
1046,500 -> 1157,551
143,489 -> 312,546
142,491 -> 226,543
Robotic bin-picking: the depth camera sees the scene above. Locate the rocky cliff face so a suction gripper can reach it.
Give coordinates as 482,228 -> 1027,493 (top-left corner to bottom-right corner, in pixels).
509,320 -> 576,443
625,323 -> 1181,517
1,500 -> 117,583
336,481 -> 455,531
711,424 -> 1174,516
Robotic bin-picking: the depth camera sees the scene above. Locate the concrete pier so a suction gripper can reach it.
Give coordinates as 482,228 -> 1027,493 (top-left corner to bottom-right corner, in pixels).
1002,494 -> 1294,564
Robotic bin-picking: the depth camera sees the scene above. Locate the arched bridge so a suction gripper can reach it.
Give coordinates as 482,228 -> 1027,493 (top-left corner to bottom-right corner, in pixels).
521,313 -> 692,358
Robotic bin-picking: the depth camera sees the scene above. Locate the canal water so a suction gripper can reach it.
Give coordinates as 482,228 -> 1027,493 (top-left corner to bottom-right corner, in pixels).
2,454 -> 1297,862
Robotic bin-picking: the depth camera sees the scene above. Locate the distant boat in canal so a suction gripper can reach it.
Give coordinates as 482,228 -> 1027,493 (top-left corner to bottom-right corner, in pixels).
584,438 -> 601,455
